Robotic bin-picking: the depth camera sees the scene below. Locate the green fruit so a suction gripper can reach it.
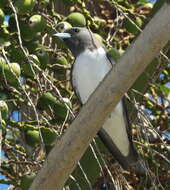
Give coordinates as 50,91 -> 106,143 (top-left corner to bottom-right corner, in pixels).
0,8 -> 4,25
9,46 -> 26,63
25,130 -> 40,146
135,17 -> 143,28
107,48 -> 121,62
37,92 -> 58,110
0,59 -> 21,87
9,63 -> 21,76
55,56 -> 68,65
0,56 -> 6,65
124,17 -> 143,35
163,69 -> 168,76
28,54 -> 40,64
0,100 -> 8,120
143,3 -> 153,9
118,48 -> 125,55
124,20 -> 138,34
22,54 -> 40,78
54,22 -> 71,47
15,0 -> 36,14
67,12 -> 86,27
53,37 -> 66,49
0,37 -> 11,49
41,127 -> 58,145
56,21 -> 72,32
29,15 -> 46,33
40,0 -> 50,7
37,92 -> 67,119
146,100 -> 154,109
20,174 -> 36,190
20,22 -> 40,42
36,48 -> 49,69
94,17 -> 106,28
24,40 -> 39,53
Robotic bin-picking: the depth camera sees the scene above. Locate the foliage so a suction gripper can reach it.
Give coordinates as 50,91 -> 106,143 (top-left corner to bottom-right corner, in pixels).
0,0 -> 169,190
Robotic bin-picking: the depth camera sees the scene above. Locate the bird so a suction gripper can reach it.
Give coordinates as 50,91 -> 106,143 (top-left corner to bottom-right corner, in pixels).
54,27 -> 145,174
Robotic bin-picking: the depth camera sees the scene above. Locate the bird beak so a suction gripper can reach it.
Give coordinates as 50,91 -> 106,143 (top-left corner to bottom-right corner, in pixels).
53,33 -> 71,39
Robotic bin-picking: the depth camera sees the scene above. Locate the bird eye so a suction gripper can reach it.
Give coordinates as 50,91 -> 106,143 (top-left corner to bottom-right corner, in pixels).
73,28 -> 79,33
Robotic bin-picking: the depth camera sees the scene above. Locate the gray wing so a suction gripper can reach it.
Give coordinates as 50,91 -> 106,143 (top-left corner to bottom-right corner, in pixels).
71,62 -> 83,104
98,53 -> 145,174
98,98 -> 138,169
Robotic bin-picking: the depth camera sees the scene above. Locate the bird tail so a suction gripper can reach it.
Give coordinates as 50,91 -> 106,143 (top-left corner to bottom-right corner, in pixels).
98,99 -> 145,175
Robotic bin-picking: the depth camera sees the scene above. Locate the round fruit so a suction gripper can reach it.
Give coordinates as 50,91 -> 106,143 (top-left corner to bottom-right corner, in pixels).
37,92 -> 67,119
22,54 -> 40,78
146,100 -> 154,109
0,60 -> 21,87
37,92 -> 56,110
135,17 -> 143,28
0,100 -> 8,120
0,8 -> 4,25
15,0 -> 36,14
56,21 -> 72,32
107,48 -> 121,62
94,17 -> 106,28
41,127 -> 58,145
9,63 -> 21,76
144,3 -> 153,9
28,54 -> 40,65
29,15 -> 46,33
9,46 -> 26,63
124,20 -> 138,34
53,37 -> 66,49
36,48 -> 50,69
20,173 -> 35,190
0,56 -> 6,65
25,130 -> 40,146
20,22 -> 40,42
24,40 -> 39,53
55,56 -> 68,65
40,0 -> 50,7
124,17 -> 143,35
67,12 -> 86,27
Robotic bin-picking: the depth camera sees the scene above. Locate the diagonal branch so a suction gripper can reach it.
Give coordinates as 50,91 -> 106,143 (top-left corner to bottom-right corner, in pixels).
29,2 -> 170,190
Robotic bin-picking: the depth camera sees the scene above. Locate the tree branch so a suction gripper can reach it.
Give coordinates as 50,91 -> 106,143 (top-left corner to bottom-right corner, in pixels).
29,3 -> 170,190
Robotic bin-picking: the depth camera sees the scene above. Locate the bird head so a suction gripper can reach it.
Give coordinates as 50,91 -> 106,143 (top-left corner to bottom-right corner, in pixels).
53,27 -> 101,57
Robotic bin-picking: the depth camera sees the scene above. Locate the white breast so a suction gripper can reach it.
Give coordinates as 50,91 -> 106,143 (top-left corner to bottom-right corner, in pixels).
72,47 -> 113,104
72,47 -> 130,157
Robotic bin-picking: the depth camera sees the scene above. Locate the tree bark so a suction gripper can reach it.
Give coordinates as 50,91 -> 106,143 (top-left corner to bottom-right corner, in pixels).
29,3 -> 170,190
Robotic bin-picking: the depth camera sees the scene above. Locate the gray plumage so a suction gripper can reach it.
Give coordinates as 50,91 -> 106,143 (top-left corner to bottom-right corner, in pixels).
54,27 -> 145,175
